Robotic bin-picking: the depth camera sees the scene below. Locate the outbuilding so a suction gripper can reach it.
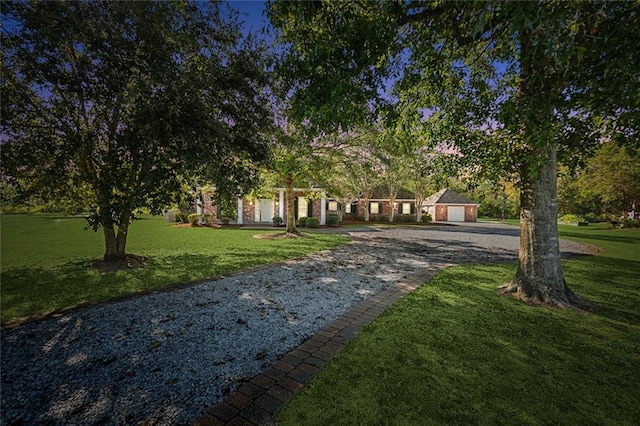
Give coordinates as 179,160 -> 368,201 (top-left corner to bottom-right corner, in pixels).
422,188 -> 479,222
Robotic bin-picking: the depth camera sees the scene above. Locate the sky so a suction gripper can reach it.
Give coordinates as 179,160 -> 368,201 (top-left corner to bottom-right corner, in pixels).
228,1 -> 269,34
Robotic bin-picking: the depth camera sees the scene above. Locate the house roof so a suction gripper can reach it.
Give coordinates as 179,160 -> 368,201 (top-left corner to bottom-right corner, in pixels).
423,188 -> 478,206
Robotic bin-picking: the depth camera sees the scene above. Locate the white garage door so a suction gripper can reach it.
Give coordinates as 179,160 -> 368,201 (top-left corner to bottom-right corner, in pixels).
447,206 -> 465,222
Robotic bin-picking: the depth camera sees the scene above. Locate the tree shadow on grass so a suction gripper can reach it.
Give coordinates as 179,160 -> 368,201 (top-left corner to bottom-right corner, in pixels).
562,256 -> 640,326
559,231 -> 639,245
1,238 -> 346,324
1,261 -> 102,324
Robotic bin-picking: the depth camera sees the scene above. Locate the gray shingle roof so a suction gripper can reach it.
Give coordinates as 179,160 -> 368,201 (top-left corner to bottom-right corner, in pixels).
423,188 -> 478,206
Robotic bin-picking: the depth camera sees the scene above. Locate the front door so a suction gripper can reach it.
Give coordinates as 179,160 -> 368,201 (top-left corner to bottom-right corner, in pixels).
259,199 -> 273,222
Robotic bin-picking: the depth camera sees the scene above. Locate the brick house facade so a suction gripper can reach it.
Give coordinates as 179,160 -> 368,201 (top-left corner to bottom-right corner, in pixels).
197,187 -> 476,224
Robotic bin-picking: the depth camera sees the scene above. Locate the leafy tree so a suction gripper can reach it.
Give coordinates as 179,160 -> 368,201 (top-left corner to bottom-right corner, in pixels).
270,129 -> 314,234
557,166 -> 600,218
471,180 -> 519,220
322,161 -> 360,221
267,123 -> 345,234
374,130 -> 408,223
342,134 -> 384,222
1,1 -> 271,261
577,142 -> 640,219
268,1 -> 640,308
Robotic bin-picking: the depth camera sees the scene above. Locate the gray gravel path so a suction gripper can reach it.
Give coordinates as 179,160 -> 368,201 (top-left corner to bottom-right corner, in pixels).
0,223 -> 590,425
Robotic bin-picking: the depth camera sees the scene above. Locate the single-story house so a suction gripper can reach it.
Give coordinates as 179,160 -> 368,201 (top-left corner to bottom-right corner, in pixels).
337,187 -> 419,220
198,187 -> 423,225
201,187 -> 329,225
196,187 -> 477,225
422,188 -> 479,222
237,187 -> 327,225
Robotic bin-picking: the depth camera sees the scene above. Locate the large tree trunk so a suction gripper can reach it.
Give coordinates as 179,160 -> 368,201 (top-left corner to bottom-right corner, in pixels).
499,144 -> 592,309
102,212 -> 130,261
284,176 -> 297,234
498,27 -> 593,310
103,224 -> 127,261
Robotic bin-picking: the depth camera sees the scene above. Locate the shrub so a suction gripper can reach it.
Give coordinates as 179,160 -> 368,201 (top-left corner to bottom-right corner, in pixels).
584,212 -> 608,223
393,214 -> 414,223
272,216 -> 283,226
220,217 -> 231,225
175,212 -> 188,223
298,217 -> 308,227
187,213 -> 201,226
203,214 -> 216,226
218,198 -> 238,221
306,217 -> 320,228
422,214 -> 432,223
1,205 -> 32,214
355,215 -> 366,221
559,214 -> 588,225
327,214 -> 340,226
622,218 -> 640,229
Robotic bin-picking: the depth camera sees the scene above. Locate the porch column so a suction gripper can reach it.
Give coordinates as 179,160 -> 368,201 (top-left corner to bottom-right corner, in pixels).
197,197 -> 204,216
279,189 -> 284,218
320,193 -> 326,225
237,198 -> 243,225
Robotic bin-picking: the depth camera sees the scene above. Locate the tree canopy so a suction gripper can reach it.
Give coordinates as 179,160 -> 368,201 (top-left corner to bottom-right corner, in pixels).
1,1 -> 272,260
577,143 -> 640,219
268,0 -> 640,308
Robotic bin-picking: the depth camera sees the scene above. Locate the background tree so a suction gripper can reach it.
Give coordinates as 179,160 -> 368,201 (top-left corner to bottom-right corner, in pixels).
1,1 -> 271,261
267,124 -> 346,234
268,0 -> 640,308
375,129 -> 408,223
557,166 -> 601,219
269,128 -> 313,234
472,180 -> 520,221
322,162 -> 360,222
348,139 -> 383,222
405,150 -> 456,222
577,142 -> 640,219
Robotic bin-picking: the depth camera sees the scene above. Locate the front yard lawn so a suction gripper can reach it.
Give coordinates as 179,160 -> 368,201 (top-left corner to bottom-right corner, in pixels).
0,214 -> 349,323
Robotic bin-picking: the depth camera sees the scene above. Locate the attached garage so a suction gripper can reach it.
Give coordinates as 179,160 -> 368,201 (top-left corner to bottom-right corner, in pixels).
422,189 -> 480,222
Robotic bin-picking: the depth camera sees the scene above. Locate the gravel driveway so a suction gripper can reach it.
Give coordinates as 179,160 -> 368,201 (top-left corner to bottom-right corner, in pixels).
1,223 -> 590,425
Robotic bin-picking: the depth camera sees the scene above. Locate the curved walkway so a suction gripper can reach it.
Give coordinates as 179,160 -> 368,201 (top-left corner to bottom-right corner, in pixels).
1,223 -> 590,425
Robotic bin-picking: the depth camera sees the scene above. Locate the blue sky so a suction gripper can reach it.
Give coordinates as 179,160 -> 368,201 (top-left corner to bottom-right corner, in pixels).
228,1 -> 269,33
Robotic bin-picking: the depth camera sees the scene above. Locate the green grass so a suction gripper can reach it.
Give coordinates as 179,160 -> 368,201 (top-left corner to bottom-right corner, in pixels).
0,214 -> 348,323
279,224 -> 640,425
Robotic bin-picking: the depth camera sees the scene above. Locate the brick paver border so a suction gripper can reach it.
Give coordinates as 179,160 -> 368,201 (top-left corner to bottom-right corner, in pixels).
192,265 -> 448,426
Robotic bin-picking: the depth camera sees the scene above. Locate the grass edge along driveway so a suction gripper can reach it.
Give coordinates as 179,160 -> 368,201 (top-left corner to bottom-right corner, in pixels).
0,214 -> 349,324
278,223 -> 640,425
